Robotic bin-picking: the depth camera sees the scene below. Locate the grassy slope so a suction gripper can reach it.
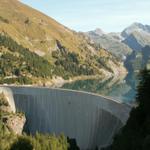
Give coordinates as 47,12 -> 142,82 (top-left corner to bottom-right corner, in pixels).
0,0 -> 89,55
0,0 -> 127,85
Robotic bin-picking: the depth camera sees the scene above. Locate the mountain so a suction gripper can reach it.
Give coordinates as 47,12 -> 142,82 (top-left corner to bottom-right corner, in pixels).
122,23 -> 150,51
0,0 -> 126,86
0,0 -> 88,55
85,30 -> 132,60
121,22 -> 150,38
86,28 -> 106,37
124,46 -> 150,94
121,23 -> 150,84
108,32 -> 123,41
128,46 -> 150,71
85,23 -> 150,60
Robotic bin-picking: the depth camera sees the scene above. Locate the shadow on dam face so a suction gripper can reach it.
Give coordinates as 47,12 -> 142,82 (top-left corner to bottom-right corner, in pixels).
0,86 -> 131,150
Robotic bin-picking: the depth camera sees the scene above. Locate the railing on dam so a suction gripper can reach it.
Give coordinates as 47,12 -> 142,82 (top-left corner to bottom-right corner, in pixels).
0,86 -> 131,150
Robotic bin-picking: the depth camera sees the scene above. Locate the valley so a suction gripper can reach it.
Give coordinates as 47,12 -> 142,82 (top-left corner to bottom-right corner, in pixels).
80,23 -> 150,103
0,0 -> 150,150
0,0 -> 150,104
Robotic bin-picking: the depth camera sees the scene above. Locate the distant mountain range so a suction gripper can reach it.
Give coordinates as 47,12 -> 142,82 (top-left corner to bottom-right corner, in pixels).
85,23 -> 150,60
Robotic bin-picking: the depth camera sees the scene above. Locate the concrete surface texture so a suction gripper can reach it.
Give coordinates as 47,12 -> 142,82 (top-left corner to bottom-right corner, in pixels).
0,86 -> 131,150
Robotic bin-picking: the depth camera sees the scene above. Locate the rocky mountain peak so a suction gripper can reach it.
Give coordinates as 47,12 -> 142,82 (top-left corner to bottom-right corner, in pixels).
93,28 -> 105,36
121,22 -> 150,38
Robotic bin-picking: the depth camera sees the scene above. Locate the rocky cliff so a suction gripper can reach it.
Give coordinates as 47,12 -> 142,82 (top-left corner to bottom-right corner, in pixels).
0,92 -> 26,135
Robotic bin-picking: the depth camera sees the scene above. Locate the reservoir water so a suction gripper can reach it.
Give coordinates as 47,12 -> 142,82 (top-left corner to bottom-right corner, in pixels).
63,74 -> 137,104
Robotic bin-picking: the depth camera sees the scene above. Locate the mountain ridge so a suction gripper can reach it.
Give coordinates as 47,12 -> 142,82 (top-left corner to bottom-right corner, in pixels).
85,30 -> 132,60
0,0 -> 127,86
85,22 -> 150,59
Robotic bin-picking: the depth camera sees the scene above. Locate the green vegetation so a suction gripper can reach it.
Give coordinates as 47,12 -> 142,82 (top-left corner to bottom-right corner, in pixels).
0,34 -> 102,83
103,69 -> 150,150
0,129 -> 69,150
0,34 -> 105,84
52,49 -> 95,79
96,57 -> 113,73
9,133 -> 69,150
0,34 -> 54,80
0,77 -> 33,85
0,33 -> 125,85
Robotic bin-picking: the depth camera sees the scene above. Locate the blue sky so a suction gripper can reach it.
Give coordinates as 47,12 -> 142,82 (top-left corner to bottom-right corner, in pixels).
21,0 -> 150,32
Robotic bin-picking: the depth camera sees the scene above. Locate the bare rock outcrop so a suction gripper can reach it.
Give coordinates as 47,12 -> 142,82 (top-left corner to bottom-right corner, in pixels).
2,113 -> 26,135
0,92 -> 26,135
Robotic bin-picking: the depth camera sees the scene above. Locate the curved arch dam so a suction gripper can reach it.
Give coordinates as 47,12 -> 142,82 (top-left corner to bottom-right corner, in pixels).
0,86 -> 131,150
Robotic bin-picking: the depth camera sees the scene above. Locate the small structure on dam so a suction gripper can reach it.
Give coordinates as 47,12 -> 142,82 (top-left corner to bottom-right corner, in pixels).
0,86 -> 131,150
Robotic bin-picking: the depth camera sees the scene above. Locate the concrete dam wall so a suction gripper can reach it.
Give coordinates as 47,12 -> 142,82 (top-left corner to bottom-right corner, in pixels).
0,86 -> 131,150
0,87 -> 16,113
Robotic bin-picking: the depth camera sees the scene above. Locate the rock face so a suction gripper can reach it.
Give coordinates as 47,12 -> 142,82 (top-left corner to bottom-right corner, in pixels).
0,87 -> 16,113
121,22 -> 150,38
0,90 -> 26,135
122,23 -> 150,51
122,31 -> 150,51
85,30 -> 132,60
85,23 -> 150,61
0,86 -> 131,150
3,113 -> 26,135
